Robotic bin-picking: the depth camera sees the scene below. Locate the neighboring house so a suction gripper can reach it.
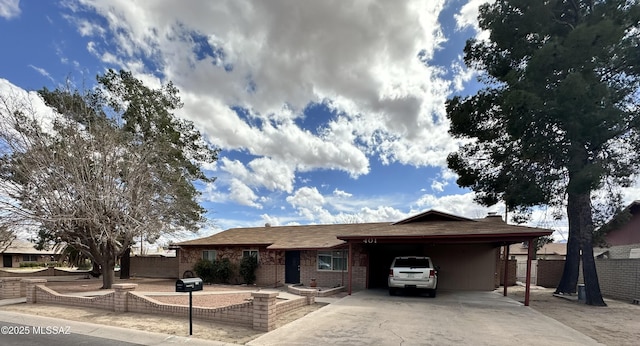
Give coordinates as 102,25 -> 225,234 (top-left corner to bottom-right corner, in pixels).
176,209 -> 552,293
594,200 -> 640,259
508,242 -> 567,261
1,239 -> 61,268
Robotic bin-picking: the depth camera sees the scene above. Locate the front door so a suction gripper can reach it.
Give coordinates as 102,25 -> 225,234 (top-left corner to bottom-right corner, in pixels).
285,251 -> 300,284
3,255 -> 12,268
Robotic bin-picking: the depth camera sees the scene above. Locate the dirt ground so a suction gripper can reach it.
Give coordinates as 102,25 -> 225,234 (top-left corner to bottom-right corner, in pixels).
2,278 -> 639,345
506,286 -> 640,346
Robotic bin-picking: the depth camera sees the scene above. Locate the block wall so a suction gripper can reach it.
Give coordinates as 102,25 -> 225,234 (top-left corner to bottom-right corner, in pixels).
496,260 -> 517,287
536,260 -> 565,288
130,256 -> 179,278
589,259 -> 640,302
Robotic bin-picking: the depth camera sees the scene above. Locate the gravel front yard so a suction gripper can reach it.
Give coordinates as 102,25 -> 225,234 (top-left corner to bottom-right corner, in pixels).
150,292 -> 254,308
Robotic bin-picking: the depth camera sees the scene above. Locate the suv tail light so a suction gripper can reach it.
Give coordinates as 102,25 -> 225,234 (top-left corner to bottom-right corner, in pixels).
429,269 -> 435,277
389,269 -> 394,277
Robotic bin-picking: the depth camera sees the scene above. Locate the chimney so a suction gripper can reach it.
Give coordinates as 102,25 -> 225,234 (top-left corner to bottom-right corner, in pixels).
484,212 -> 504,222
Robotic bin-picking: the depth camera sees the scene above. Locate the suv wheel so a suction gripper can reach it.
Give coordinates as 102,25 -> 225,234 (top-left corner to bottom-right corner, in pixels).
389,288 -> 396,296
428,289 -> 437,298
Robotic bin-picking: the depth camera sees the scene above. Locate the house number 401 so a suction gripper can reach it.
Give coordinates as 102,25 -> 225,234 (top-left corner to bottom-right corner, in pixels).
363,238 -> 377,244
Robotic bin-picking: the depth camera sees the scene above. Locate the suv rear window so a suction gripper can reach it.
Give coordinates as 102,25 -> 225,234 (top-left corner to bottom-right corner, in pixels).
394,258 -> 431,268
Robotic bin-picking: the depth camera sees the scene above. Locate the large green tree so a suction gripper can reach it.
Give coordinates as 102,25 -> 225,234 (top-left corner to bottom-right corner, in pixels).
446,0 -> 640,306
0,70 -> 218,288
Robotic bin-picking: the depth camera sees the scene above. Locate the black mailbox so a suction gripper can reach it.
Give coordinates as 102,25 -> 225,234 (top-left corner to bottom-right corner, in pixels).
176,278 -> 203,292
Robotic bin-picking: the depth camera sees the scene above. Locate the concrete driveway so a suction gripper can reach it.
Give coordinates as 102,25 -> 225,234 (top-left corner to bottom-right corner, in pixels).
248,289 -> 602,346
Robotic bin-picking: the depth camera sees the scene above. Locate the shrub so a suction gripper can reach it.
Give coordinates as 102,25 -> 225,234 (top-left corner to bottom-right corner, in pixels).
215,258 -> 233,284
239,255 -> 258,284
19,262 -> 45,268
77,259 -> 92,270
193,259 -> 215,284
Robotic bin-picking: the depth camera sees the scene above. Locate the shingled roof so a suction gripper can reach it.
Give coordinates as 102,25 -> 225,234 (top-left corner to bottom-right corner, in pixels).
177,210 -> 553,250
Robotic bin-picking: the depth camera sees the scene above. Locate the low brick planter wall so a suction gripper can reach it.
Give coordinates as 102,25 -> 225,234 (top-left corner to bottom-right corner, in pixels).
287,284 -> 343,297
276,296 -> 307,316
126,292 -> 253,327
21,279 -> 312,331
0,277 -> 22,299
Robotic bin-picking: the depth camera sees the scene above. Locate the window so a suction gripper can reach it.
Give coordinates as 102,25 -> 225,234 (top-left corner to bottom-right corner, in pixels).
243,249 -> 259,259
22,255 -> 39,262
202,250 -> 217,262
317,250 -> 348,271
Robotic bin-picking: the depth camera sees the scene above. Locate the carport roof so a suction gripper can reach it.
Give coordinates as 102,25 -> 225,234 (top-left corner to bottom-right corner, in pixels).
177,210 -> 553,250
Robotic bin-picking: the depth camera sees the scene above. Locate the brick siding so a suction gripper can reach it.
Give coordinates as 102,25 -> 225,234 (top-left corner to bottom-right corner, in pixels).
179,245 -> 369,291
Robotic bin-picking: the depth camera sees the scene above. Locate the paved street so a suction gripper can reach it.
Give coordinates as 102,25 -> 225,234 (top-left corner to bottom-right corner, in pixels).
1,321 -> 140,346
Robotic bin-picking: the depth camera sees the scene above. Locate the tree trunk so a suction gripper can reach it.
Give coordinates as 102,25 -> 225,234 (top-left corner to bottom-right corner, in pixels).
100,256 -> 116,289
582,243 -> 606,306
120,247 -> 131,279
89,259 -> 102,278
569,191 -> 606,306
555,209 -> 580,294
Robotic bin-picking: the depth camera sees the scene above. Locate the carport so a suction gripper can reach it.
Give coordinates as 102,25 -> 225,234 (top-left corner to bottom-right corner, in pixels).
338,211 -> 552,306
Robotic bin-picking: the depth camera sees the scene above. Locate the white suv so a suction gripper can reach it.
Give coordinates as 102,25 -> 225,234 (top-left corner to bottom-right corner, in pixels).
388,256 -> 438,297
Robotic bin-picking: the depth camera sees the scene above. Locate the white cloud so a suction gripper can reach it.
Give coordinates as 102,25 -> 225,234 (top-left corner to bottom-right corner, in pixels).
228,178 -> 261,209
431,180 -> 447,193
28,65 -> 55,83
69,0 -> 458,175
454,0 -> 493,32
63,14 -> 106,37
415,192 -> 498,218
219,157 -> 295,193
454,0 -> 494,42
0,78 -> 58,132
286,186 -> 325,210
0,0 -> 20,19
333,189 -> 352,198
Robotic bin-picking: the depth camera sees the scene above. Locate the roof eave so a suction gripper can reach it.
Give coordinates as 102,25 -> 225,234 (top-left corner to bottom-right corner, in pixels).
338,231 -> 553,242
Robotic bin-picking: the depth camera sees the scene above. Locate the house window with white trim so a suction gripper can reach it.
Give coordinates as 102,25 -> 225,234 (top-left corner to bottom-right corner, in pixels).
202,250 -> 217,262
243,249 -> 259,260
317,250 -> 348,271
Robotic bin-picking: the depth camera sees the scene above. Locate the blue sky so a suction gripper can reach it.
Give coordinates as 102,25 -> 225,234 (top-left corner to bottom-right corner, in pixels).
2,0 -> 637,244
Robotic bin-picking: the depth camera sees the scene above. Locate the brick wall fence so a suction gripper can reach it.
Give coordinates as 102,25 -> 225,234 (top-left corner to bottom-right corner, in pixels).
496,259 -> 517,287
536,260 -> 565,288
578,259 -> 640,303
539,258 -> 640,302
130,256 -> 178,278
19,279 -> 314,332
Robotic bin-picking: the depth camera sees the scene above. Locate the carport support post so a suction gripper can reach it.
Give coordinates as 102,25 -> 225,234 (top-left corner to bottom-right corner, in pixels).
503,245 -> 510,297
189,291 -> 193,335
524,237 -> 536,306
348,241 -> 353,295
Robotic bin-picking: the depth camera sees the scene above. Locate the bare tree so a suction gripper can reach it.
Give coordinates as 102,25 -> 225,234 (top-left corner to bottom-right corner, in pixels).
0,71 -> 218,288
0,226 -> 16,253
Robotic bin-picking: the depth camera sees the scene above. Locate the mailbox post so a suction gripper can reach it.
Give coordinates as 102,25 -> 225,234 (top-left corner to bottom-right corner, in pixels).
176,277 -> 203,335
